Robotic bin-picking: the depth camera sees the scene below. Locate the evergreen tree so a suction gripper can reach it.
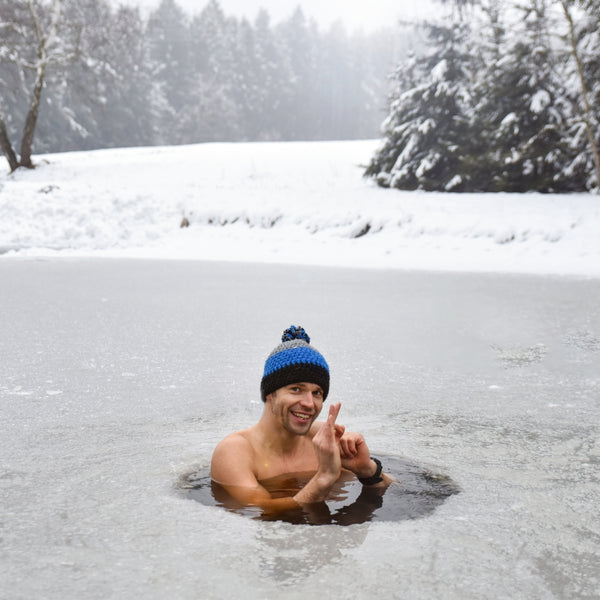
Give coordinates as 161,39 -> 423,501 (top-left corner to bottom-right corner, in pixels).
365,22 -> 474,191
367,0 -> 598,192
276,8 -> 320,139
251,9 -> 292,140
475,0 -> 579,192
103,5 -> 154,148
314,22 -> 359,140
39,0 -> 144,152
182,0 -> 241,142
1,0 -> 416,161
559,0 -> 600,190
145,0 -> 193,144
232,18 -> 262,140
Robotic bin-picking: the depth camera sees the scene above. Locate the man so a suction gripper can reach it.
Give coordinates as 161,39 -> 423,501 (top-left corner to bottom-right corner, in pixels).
211,325 -> 391,515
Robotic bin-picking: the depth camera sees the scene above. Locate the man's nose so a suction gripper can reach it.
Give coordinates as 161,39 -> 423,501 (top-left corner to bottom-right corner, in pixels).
299,391 -> 315,407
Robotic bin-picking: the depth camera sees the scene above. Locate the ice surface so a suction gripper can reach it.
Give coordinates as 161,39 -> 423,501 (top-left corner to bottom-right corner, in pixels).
1,259 -> 599,599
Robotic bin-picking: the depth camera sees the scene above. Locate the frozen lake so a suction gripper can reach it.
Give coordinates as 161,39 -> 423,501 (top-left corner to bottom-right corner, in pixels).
2,258 -> 599,599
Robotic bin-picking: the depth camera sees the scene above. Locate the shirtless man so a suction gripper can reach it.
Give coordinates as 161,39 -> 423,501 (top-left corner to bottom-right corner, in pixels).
210,325 -> 391,515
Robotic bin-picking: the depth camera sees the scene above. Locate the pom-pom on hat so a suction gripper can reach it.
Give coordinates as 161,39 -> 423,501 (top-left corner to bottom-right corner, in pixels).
260,325 -> 329,402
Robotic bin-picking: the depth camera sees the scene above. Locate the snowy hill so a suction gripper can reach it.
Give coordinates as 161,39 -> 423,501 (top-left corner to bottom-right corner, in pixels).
1,139 -> 598,277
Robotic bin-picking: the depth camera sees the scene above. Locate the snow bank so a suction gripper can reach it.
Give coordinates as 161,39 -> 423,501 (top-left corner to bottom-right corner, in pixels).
1,139 -> 598,277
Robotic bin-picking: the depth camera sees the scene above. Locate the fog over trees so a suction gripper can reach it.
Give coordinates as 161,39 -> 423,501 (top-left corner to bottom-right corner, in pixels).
0,0 -> 412,167
1,0 -> 597,193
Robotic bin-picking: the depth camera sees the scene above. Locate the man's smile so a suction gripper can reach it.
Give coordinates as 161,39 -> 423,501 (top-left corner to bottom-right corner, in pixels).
290,410 -> 312,422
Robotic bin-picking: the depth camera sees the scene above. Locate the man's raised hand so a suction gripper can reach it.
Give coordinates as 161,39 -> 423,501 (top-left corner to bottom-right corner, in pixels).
310,402 -> 342,481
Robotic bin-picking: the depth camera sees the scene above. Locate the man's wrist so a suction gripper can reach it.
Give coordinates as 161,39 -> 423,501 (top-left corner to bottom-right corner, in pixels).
295,471 -> 337,503
354,458 -> 378,479
357,457 -> 384,485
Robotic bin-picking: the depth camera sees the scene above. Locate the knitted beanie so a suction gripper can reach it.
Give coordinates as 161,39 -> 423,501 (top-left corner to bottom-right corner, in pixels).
260,325 -> 330,402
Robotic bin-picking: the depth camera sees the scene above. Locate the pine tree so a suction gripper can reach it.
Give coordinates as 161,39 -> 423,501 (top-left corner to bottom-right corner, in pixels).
475,0 -> 579,192
182,0 -> 241,142
276,8 -> 320,140
251,9 -> 292,140
365,22 -> 475,191
1,0 -> 418,158
40,0 -> 150,152
145,0 -> 193,144
367,0 -> 597,192
104,5 -> 154,148
315,22 -> 365,140
559,0 -> 600,190
232,18 -> 262,140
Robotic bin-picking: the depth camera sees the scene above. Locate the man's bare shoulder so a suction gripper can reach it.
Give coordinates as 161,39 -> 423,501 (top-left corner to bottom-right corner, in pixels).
210,428 -> 261,484
213,428 -> 256,457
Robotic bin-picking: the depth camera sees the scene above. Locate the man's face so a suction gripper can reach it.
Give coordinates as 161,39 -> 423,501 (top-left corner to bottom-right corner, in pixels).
268,382 -> 324,435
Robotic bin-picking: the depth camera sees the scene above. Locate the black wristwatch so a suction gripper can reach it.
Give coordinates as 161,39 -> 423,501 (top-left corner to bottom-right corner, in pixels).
358,456 -> 384,485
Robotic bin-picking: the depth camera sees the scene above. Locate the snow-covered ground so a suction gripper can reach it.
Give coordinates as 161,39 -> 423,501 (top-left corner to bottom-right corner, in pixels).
1,139 -> 599,277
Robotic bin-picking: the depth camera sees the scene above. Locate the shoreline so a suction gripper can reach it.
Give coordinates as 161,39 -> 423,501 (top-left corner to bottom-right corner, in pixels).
2,251 -> 598,281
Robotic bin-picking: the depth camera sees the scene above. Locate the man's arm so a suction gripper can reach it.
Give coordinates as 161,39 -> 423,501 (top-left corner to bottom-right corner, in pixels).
339,430 -> 392,487
294,402 -> 342,502
210,403 -> 344,513
210,435 -> 300,513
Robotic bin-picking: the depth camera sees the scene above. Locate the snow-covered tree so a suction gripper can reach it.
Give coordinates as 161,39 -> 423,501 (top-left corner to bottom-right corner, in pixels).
145,0 -> 193,144
0,0 -> 73,171
181,0 -> 241,142
99,5 -> 154,148
559,0 -> 600,190
475,0 -> 580,192
276,8 -> 320,140
367,0 -> 598,192
231,18 -> 264,140
0,1 -> 29,170
39,0 -> 153,151
365,22 -> 475,191
249,9 -> 293,140
0,0 -> 153,166
1,0 -> 416,157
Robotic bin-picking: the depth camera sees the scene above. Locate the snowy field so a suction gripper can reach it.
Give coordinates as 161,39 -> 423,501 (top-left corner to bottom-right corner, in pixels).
1,139 -> 599,277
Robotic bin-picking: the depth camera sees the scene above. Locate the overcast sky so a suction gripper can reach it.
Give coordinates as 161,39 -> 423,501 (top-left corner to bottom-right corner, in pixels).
119,0 -> 436,32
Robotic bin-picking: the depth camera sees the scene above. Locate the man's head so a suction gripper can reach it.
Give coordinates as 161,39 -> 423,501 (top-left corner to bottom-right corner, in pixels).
260,325 -> 329,402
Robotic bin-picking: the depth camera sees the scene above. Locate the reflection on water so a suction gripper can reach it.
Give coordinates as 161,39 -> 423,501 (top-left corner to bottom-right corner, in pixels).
181,455 -> 460,526
253,518 -> 372,585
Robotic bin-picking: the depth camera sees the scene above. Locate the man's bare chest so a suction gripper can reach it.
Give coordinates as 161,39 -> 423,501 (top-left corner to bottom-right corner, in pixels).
253,444 -> 318,481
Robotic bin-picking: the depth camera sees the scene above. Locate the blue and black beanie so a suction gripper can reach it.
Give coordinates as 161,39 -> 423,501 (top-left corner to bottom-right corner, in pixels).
260,325 -> 330,402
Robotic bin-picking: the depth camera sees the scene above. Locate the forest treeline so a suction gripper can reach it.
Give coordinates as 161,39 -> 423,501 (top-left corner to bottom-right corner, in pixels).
366,0 -> 600,192
0,0 -> 410,161
1,0 -> 598,193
